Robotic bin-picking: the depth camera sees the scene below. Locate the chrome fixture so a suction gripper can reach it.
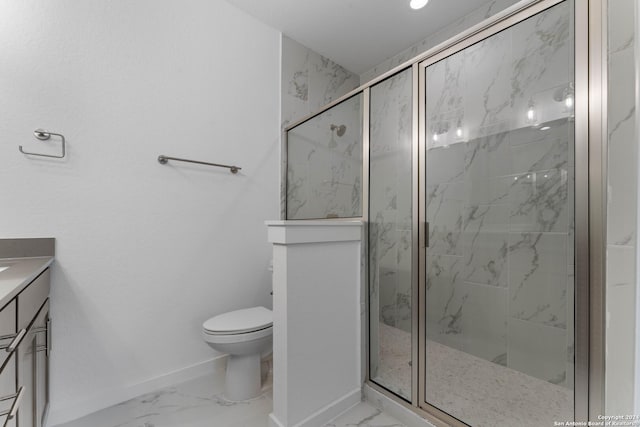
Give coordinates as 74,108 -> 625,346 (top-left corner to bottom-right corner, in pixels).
157,155 -> 241,174
455,119 -> 464,141
526,99 -> 538,125
554,82 -> 575,110
329,124 -> 346,148
330,124 -> 346,136
19,129 -> 66,159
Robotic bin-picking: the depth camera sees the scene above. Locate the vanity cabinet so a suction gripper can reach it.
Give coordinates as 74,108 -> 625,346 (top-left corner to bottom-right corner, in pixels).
0,301 -> 17,427
0,353 -> 17,427
33,305 -> 49,427
0,268 -> 50,427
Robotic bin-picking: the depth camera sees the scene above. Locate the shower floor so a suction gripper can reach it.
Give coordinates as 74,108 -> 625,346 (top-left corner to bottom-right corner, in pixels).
374,323 -> 573,427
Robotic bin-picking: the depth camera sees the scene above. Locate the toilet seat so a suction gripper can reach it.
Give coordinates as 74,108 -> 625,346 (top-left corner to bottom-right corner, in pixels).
202,325 -> 272,344
203,306 -> 272,335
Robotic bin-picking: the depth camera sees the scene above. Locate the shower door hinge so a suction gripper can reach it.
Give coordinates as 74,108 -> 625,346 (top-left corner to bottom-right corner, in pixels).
424,222 -> 429,248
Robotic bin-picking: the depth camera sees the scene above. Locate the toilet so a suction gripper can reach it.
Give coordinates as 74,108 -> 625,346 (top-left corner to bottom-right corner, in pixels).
202,306 -> 273,401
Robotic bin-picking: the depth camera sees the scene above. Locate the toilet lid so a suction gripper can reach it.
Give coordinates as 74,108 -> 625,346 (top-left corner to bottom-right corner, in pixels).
203,306 -> 272,334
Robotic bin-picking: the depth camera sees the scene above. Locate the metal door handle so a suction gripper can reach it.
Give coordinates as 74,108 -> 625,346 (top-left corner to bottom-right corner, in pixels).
424,222 -> 429,248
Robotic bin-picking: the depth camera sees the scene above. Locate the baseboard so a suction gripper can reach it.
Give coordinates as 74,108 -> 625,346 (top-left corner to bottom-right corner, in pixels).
269,413 -> 286,427
363,384 -> 435,427
42,402 -> 50,427
47,355 -> 227,427
268,388 -> 360,427
294,388 -> 361,427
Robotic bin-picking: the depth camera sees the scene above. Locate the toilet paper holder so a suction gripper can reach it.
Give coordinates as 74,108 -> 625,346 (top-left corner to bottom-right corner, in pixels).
19,129 -> 66,159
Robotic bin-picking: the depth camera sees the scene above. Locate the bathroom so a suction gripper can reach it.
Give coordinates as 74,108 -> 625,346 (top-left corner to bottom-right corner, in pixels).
0,0 -> 636,426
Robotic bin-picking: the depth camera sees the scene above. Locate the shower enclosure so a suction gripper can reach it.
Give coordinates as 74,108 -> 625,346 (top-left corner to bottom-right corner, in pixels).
284,0 -> 599,425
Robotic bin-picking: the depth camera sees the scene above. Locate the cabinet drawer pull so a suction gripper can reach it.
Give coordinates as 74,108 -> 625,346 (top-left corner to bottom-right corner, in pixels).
6,329 -> 26,353
32,318 -> 51,355
0,386 -> 24,420
7,386 -> 23,420
0,329 -> 26,353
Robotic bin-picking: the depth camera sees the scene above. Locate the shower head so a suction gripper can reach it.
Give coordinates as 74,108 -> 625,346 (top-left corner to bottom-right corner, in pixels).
330,124 -> 346,137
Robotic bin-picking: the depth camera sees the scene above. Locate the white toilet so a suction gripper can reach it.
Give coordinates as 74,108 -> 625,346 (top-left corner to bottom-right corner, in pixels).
202,306 -> 273,401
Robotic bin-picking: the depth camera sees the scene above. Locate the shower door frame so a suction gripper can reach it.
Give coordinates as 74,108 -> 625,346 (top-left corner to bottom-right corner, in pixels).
283,0 -> 606,423
414,0 -> 603,424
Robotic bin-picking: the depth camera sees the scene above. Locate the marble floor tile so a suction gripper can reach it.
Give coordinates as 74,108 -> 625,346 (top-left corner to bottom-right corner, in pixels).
326,402 -> 406,427
56,323 -> 573,427
54,371 -> 406,427
54,373 -> 273,427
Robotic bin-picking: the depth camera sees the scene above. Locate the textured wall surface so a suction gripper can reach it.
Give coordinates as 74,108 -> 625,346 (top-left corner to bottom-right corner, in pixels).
0,1 -> 280,424
605,0 -> 637,415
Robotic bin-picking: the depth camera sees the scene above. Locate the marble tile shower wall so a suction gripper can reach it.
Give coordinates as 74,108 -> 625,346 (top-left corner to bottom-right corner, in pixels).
286,94 -> 363,219
281,36 -> 360,219
424,2 -> 575,388
605,0 -> 637,415
369,68 -> 413,334
359,0 -> 520,83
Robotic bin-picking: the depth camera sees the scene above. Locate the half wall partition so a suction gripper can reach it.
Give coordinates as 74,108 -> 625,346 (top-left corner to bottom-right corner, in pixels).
284,0 -> 597,425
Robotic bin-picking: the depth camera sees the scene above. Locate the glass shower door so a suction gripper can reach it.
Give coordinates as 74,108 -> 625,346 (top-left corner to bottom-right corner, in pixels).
369,67 -> 414,401
422,1 -> 575,425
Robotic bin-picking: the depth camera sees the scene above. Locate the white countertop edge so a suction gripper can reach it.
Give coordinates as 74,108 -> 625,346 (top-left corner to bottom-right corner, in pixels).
14,256 -> 54,288
265,220 -> 363,227
266,220 -> 363,244
0,256 -> 54,309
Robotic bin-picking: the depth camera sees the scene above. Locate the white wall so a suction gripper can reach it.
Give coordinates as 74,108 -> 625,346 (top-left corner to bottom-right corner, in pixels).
0,0 -> 280,424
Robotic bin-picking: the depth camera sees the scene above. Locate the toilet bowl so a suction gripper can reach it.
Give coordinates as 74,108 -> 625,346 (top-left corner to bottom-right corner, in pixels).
202,306 -> 273,401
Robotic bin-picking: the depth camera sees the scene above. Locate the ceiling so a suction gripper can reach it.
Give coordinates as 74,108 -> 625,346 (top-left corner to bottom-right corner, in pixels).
224,0 -> 501,74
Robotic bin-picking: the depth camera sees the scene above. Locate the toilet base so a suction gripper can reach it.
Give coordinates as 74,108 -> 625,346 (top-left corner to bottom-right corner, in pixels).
224,353 -> 261,401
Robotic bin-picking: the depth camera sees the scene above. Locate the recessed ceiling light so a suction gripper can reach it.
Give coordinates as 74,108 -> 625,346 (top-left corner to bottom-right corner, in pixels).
540,126 -> 551,130
410,0 -> 429,10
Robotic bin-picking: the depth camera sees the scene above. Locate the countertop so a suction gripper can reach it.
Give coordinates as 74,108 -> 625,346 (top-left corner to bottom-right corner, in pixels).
0,256 -> 54,309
